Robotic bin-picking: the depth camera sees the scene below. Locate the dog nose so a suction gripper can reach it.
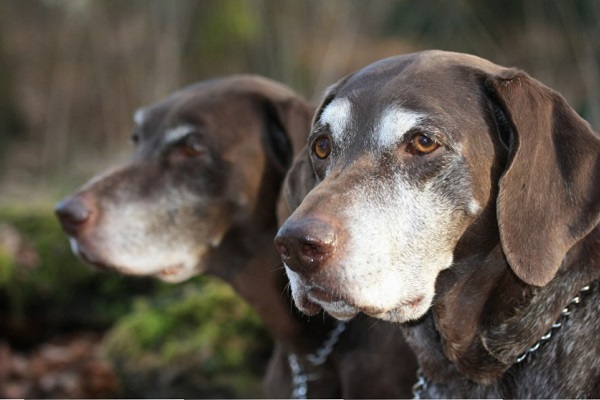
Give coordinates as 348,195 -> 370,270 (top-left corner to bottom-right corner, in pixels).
55,196 -> 92,235
274,217 -> 337,273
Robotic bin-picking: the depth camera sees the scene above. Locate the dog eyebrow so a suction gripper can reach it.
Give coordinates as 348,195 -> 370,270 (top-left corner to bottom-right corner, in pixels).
377,107 -> 424,148
319,98 -> 352,143
133,108 -> 146,126
163,124 -> 196,145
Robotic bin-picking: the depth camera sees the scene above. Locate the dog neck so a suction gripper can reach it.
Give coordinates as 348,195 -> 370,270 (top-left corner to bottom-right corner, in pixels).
404,224 -> 600,387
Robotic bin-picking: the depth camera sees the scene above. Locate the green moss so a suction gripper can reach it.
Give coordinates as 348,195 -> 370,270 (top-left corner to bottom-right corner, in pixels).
0,246 -> 14,285
103,279 -> 271,398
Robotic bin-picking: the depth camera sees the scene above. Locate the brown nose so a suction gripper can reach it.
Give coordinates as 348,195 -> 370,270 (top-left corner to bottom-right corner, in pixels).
274,217 -> 337,274
55,195 -> 93,236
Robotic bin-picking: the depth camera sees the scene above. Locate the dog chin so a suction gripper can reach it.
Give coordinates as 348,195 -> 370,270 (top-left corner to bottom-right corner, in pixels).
293,288 -> 357,320
319,301 -> 360,321
154,264 -> 200,283
363,295 -> 432,323
294,294 -> 359,320
71,238 -> 202,283
301,287 -> 355,319
311,286 -> 432,323
318,298 -> 429,323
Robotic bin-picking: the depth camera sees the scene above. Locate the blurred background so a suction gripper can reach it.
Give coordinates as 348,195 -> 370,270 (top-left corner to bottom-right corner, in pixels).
0,0 -> 598,398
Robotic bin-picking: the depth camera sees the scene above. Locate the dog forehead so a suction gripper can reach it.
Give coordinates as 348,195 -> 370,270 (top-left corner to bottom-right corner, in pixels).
319,52 -> 508,150
318,97 -> 424,149
333,51 -> 505,115
345,50 -> 503,86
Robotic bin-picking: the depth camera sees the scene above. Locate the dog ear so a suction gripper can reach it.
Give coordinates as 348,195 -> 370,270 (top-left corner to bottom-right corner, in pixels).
262,97 -> 315,174
486,70 -> 600,286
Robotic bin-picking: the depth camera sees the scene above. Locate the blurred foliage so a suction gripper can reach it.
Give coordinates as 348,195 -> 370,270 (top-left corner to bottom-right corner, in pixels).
103,282 -> 272,398
0,37 -> 24,161
195,0 -> 262,54
1,0 -> 599,205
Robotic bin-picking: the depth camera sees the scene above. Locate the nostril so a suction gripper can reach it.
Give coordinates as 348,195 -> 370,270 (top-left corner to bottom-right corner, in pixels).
275,243 -> 290,259
300,238 -> 332,259
55,196 -> 92,235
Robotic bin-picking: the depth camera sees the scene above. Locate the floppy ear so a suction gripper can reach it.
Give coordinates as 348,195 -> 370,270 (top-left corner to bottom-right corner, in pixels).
262,97 -> 315,174
486,70 -> 600,286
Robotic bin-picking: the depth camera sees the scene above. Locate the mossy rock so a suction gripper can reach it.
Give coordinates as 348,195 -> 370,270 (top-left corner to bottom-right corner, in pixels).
103,280 -> 272,398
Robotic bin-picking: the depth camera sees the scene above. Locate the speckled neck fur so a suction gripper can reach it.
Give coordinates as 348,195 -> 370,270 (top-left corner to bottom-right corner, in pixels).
403,226 -> 600,398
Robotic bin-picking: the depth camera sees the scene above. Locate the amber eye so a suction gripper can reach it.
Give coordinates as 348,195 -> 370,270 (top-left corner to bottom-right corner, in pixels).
407,134 -> 440,155
313,136 -> 331,159
181,137 -> 205,157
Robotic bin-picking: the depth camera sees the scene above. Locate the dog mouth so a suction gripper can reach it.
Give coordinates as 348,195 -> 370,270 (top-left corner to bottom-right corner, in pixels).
297,283 -> 429,323
308,286 -> 340,303
301,286 -> 360,320
154,264 -> 196,283
70,238 -> 197,283
158,265 -> 183,277
71,239 -> 116,273
360,295 -> 428,323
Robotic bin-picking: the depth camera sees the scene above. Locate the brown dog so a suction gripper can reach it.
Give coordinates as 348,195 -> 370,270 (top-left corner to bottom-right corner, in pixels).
55,75 -> 417,398
275,51 -> 600,398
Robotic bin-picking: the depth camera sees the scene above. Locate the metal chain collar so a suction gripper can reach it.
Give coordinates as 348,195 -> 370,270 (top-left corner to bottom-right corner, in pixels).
515,284 -> 591,363
411,283 -> 593,399
411,368 -> 428,400
288,320 -> 347,399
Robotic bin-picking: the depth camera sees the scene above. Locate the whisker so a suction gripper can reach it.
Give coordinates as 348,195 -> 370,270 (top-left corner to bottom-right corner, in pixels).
270,261 -> 286,273
368,319 -> 380,330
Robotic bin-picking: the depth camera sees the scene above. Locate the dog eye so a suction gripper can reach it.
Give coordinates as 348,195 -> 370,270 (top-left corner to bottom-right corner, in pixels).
313,136 -> 332,160
407,134 -> 440,155
181,137 -> 205,157
131,132 -> 140,145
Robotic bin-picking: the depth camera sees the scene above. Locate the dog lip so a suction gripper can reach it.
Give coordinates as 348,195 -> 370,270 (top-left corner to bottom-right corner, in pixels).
75,242 -> 186,278
76,246 -> 115,272
296,295 -> 323,316
68,238 -> 115,272
402,295 -> 425,309
360,294 -> 428,323
305,286 -> 359,320
307,286 -> 341,303
158,264 -> 184,276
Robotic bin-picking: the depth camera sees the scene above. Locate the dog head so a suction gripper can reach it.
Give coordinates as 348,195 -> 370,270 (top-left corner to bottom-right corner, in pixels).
275,50 -> 600,323
56,75 -> 312,283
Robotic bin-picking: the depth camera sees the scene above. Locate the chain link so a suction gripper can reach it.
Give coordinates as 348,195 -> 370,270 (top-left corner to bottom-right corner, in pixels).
288,320 -> 347,399
411,368 -> 428,399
